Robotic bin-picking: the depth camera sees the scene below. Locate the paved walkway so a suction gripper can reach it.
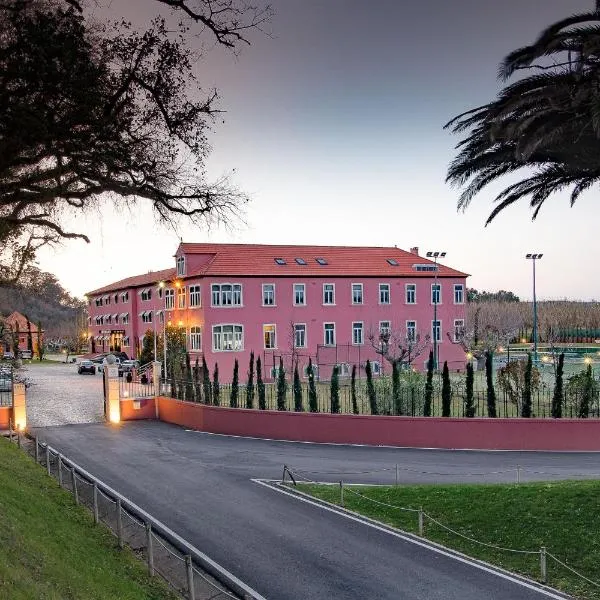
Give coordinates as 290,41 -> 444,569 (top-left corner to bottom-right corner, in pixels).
24,362 -> 104,427
36,421 -> 585,600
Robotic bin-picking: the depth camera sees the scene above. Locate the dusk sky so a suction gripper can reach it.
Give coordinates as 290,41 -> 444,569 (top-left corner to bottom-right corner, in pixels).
36,0 -> 597,301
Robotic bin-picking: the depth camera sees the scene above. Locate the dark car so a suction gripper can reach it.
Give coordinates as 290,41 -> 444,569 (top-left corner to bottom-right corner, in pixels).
78,360 -> 96,375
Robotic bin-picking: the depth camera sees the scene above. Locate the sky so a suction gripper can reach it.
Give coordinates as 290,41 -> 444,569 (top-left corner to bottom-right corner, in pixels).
36,0 -> 599,301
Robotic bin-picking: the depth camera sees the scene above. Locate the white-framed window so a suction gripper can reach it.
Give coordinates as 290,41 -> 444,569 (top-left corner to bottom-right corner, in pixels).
294,323 -> 307,348
323,283 -> 335,305
105,296 -> 111,305
454,319 -> 465,342
406,320 -> 416,342
189,326 -> 202,351
121,291 -> 129,302
294,283 -> 306,306
432,320 -> 441,342
431,284 -> 441,304
212,324 -> 244,351
351,283 -> 363,304
121,313 -> 129,325
405,284 -> 416,304
123,336 -> 130,347
141,311 -> 153,323
379,283 -> 390,304
106,315 -> 112,324
114,293 -> 119,304
157,311 -> 164,324
158,287 -> 163,299
352,322 -> 364,345
95,298 -> 102,307
379,321 -> 391,336
372,361 -> 381,375
262,283 -> 275,306
337,363 -> 350,377
324,322 -> 335,346
141,288 -> 152,301
263,324 -> 276,349
177,286 -> 186,309
211,283 -> 243,307
165,289 -> 175,310
176,255 -> 185,276
189,285 -> 201,307
454,284 -> 464,304
303,364 -> 319,379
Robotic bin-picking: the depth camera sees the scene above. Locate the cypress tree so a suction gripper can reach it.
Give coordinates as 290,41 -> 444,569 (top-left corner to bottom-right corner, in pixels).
365,359 -> 378,415
230,359 -> 239,408
465,361 -> 475,417
246,351 -> 255,409
485,351 -> 497,418
293,362 -> 303,412
185,352 -> 194,401
579,364 -> 593,419
351,364 -> 359,415
212,363 -> 220,406
202,356 -> 211,405
441,361 -> 451,417
330,365 -> 340,414
307,358 -> 318,412
423,351 -> 434,417
36,321 -> 45,361
276,357 -> 287,410
257,356 -> 266,410
26,318 -> 33,353
521,353 -> 533,418
392,361 -> 402,416
193,357 -> 201,402
552,353 -> 564,418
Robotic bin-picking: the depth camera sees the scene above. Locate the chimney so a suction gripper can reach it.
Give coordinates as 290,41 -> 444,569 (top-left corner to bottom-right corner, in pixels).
410,246 -> 419,256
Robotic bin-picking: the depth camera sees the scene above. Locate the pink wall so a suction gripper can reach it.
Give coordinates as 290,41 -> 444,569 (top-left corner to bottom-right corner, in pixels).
0,407 -> 11,429
120,398 -> 156,420
154,397 -> 600,451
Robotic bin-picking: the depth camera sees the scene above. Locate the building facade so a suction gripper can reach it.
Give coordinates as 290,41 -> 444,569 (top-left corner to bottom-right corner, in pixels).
1,312 -> 43,356
86,244 -> 469,381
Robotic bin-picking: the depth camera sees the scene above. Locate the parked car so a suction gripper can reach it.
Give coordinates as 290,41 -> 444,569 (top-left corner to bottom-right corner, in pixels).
97,356 -> 123,373
119,360 -> 140,375
78,360 -> 96,375
2,351 -> 15,360
19,350 -> 33,360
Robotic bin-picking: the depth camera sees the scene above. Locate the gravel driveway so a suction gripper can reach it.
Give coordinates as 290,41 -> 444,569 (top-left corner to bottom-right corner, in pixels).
23,362 -> 104,427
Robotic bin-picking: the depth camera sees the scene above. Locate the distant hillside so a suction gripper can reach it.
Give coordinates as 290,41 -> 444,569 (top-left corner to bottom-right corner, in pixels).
0,267 -> 86,338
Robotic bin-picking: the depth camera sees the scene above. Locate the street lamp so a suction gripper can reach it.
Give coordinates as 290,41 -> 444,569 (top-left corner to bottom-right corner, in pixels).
426,250 -> 446,370
525,253 -> 543,363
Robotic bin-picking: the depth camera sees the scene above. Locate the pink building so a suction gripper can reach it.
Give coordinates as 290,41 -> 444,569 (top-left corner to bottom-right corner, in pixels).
86,243 -> 468,382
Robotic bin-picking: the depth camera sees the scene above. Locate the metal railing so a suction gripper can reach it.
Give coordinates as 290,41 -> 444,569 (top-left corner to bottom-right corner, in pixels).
5,430 -> 250,600
160,377 -> 600,418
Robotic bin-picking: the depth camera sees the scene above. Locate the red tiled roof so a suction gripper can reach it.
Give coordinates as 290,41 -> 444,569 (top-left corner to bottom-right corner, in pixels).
87,268 -> 175,295
179,243 -> 468,278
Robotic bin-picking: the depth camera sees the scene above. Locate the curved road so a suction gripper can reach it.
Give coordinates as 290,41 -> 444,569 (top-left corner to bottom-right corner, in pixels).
34,420 -> 595,599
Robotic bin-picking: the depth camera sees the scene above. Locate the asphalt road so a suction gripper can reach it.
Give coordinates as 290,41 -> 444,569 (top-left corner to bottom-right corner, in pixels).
34,420 -> 593,600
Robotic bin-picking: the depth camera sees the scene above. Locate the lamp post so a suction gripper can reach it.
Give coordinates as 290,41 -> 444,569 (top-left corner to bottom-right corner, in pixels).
525,253 -> 543,363
426,250 -> 446,370
157,281 -> 166,379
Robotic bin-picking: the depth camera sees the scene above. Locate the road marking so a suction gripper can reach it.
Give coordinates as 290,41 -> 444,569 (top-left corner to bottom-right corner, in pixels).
252,479 -> 570,600
42,442 -> 267,600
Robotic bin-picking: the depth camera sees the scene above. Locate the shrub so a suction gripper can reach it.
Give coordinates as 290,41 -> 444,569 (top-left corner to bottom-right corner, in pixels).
392,362 -> 402,416
307,358 -> 318,412
202,356 -> 211,405
212,363 -> 220,406
351,364 -> 359,415
365,359 -> 378,415
230,359 -> 239,408
423,351 -> 434,417
293,362 -> 303,412
552,353 -> 564,418
465,362 -> 475,417
485,351 -> 497,418
330,366 -> 340,414
246,351 -> 255,409
441,361 -> 451,417
521,354 -> 532,418
276,357 -> 286,411
257,356 -> 266,410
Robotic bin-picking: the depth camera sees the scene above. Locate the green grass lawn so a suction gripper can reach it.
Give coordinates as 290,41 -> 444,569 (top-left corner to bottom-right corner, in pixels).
298,480 -> 600,599
0,437 -> 178,600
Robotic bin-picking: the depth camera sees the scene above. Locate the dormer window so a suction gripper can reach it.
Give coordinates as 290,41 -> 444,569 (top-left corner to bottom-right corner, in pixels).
176,255 -> 186,276
387,259 -> 399,266
413,264 -> 438,272
316,257 -> 328,265
295,258 -> 307,265
274,258 -> 286,265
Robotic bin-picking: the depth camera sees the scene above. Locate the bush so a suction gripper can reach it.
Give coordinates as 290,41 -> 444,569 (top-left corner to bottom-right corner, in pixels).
293,363 -> 303,412
202,356 -> 211,405
441,361 -> 451,417
423,352 -> 434,417
351,364 -> 359,415
330,366 -> 340,414
212,363 -> 220,406
276,357 -> 286,411
307,358 -> 318,412
465,362 -> 475,417
257,356 -> 266,410
246,352 -> 255,409
552,353 -> 565,419
365,359 -> 378,415
485,351 -> 497,418
230,359 -> 239,408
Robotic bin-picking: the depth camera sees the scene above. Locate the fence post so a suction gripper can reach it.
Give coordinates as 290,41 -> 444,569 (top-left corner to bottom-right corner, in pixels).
540,546 -> 547,583
340,480 -> 344,507
146,522 -> 154,576
46,445 -> 51,476
516,465 -> 522,484
93,482 -> 99,524
34,436 -> 39,463
58,455 -> 63,487
116,498 -> 124,548
418,507 -> 424,536
186,555 -> 195,600
17,431 -> 20,448
282,464 -> 287,484
395,463 -> 399,486
72,468 -> 79,505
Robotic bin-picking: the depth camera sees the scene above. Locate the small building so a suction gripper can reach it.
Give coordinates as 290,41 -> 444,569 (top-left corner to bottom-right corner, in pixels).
0,312 -> 43,356
86,243 -> 469,382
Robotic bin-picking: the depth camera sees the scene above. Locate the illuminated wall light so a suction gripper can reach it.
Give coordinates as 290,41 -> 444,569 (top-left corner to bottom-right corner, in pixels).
109,408 -> 120,423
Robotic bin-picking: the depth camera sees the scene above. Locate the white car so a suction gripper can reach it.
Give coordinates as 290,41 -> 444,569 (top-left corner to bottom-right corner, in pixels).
97,357 -> 122,373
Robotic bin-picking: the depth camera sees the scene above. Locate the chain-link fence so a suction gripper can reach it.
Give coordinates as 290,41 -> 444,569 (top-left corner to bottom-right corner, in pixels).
8,431 -> 250,600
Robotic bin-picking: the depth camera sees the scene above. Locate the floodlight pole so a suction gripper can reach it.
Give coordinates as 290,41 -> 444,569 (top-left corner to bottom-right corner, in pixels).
426,250 -> 446,370
526,253 -> 543,363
